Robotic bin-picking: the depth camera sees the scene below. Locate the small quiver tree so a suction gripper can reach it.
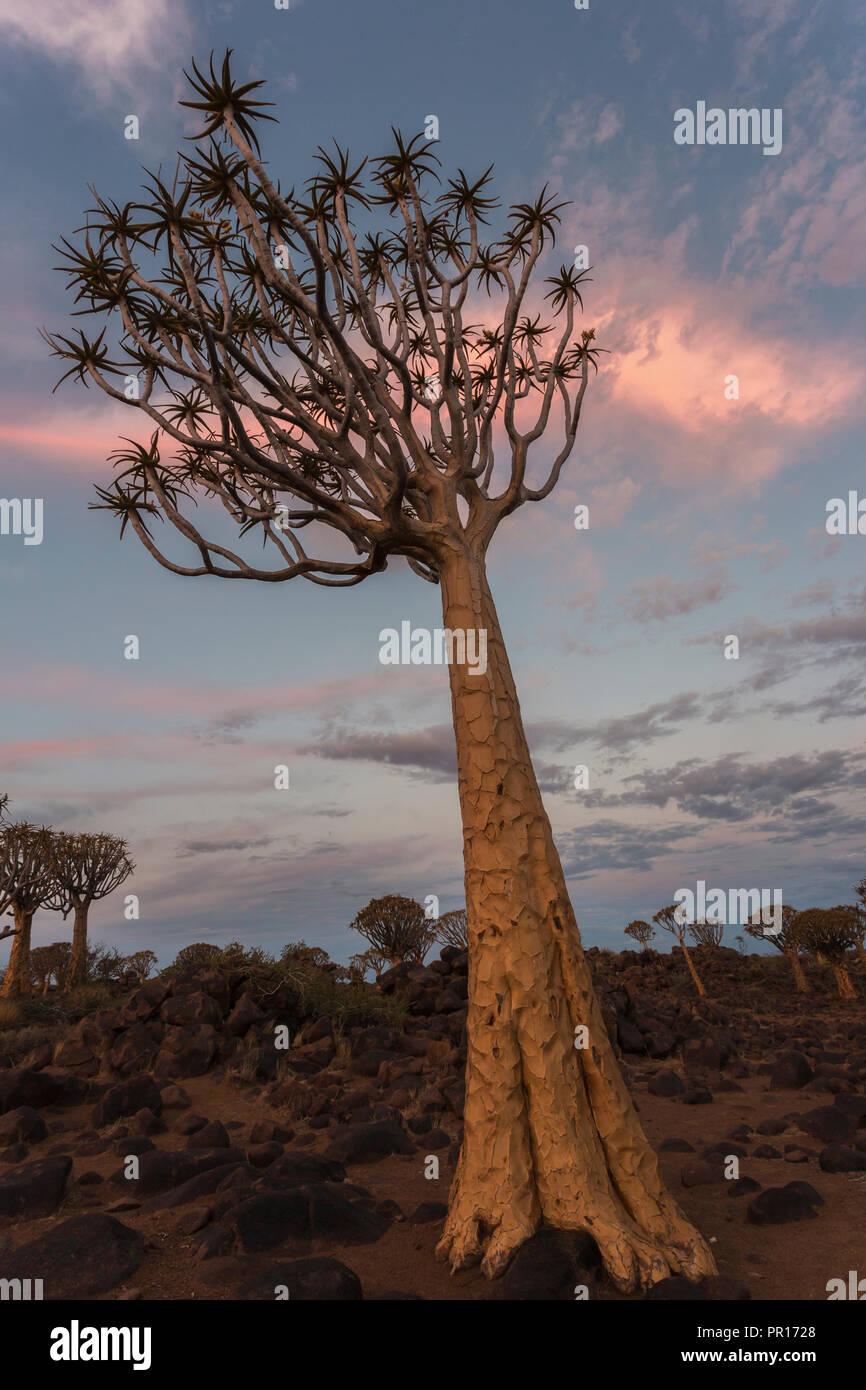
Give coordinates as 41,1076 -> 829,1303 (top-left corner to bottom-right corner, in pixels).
436,908 -> 468,950
794,907 -> 860,999
50,832 -> 134,990
0,823 -> 56,998
30,941 -> 72,995
624,919 -> 654,951
349,895 -> 438,966
744,904 -> 807,994
124,948 -> 158,984
689,919 -> 724,949
653,904 -> 706,997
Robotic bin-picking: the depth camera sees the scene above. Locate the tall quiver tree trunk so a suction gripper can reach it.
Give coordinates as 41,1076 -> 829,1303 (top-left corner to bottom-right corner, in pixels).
434,547 -> 717,1291
66,901 -> 90,989
1,906 -> 34,999
787,948 -> 809,993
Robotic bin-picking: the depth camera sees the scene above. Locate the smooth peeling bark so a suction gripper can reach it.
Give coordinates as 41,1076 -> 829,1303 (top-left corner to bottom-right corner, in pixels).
833,963 -> 857,999
65,902 -> 90,990
434,547 -> 717,1291
0,906 -> 34,999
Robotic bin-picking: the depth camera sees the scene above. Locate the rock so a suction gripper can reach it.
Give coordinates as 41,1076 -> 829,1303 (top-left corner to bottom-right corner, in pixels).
755,1117 -> 788,1135
617,1018 -> 646,1054
91,1075 -> 163,1128
648,1072 -> 685,1097
228,1183 -> 388,1253
798,1106 -> 855,1145
727,1177 -> 762,1197
700,1276 -> 751,1300
645,1277 -> 709,1300
819,1145 -> 866,1173
142,1163 -> 255,1212
237,1256 -> 362,1301
494,1229 -> 599,1300
770,1052 -> 814,1090
160,991 -> 224,1029
186,1120 -> 231,1150
173,968 -> 232,1013
226,995 -> 265,1037
747,1182 -> 824,1225
108,1025 -> 162,1076
407,1201 -> 448,1224
753,1145 -> 782,1159
248,1121 -> 294,1145
683,1039 -> 731,1071
153,1024 -> 220,1079
434,989 -> 464,1015
119,977 -> 173,1023
132,1107 -> 166,1136
247,1142 -> 283,1168
111,1147 -> 246,1196
682,1089 -> 713,1106
114,1137 -> 155,1158
0,1106 -> 47,1145
0,1213 -> 143,1297
51,1039 -> 98,1074
324,1120 -> 415,1165
423,1127 -> 451,1151
159,1084 -> 192,1110
659,1137 -> 695,1153
680,1161 -> 725,1188
0,1156 -> 72,1216
0,1068 -> 85,1114
176,1113 -> 208,1136
261,1152 -> 347,1188
833,1093 -> 866,1124
174,1207 -> 211,1235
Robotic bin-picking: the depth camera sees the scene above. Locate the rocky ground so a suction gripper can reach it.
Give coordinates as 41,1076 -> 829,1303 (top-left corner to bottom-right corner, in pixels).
0,943 -> 864,1301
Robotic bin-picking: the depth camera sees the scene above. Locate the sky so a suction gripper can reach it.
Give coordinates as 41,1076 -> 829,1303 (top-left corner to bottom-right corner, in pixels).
0,0 -> 864,969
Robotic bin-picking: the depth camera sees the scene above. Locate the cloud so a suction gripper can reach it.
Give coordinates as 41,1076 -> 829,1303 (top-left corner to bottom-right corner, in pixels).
622,569 -> 733,622
308,724 -> 457,781
558,818 -> 699,878
584,748 -> 866,823
177,835 -> 275,857
0,0 -> 192,99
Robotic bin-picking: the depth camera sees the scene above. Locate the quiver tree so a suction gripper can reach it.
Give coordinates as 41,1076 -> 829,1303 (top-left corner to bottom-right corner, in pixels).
124,949 -> 158,983
744,905 -> 808,994
794,907 -> 860,999
689,919 -> 724,949
436,907 -> 468,950
50,832 -> 134,990
43,51 -> 716,1290
173,941 -> 225,969
279,940 -> 332,969
0,823 -> 56,998
349,895 -> 437,966
653,905 -> 707,997
347,947 -> 388,983
30,941 -> 72,995
624,919 -> 654,951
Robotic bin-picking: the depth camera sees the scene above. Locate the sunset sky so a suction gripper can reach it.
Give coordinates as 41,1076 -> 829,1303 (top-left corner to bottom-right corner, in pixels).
1,0 -> 864,969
